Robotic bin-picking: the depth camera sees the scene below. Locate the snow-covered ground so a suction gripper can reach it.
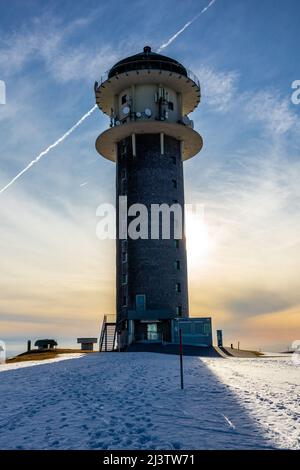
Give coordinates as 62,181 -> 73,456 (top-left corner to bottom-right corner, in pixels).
203,356 -> 300,450
0,354 -> 84,372
0,352 -> 299,450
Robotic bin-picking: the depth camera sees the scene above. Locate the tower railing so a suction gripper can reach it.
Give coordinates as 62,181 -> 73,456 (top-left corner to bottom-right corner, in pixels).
96,60 -> 200,89
99,314 -> 117,352
107,112 -> 194,129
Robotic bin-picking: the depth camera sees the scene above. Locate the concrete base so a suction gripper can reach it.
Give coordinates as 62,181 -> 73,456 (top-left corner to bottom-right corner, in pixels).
220,347 -> 262,358
126,343 -> 262,358
126,343 -> 221,357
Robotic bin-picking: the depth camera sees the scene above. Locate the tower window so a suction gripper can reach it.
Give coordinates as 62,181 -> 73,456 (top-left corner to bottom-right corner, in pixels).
174,239 -> 179,249
121,142 -> 127,158
122,252 -> 127,263
168,101 -> 174,111
121,94 -> 127,104
176,283 -> 181,293
121,240 -> 128,253
122,274 -> 128,285
176,306 -> 182,317
121,169 -> 126,180
122,296 -> 127,306
174,260 -> 180,270
136,294 -> 146,311
171,156 -> 176,165
172,179 -> 177,189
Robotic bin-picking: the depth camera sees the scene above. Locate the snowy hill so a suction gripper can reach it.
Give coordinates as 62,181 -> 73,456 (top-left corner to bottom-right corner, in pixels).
0,353 -> 299,450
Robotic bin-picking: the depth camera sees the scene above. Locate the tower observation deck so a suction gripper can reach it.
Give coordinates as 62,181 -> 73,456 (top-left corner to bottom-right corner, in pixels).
95,46 -> 203,348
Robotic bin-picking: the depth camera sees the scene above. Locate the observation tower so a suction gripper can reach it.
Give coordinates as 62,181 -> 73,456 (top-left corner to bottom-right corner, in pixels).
95,46 -> 202,347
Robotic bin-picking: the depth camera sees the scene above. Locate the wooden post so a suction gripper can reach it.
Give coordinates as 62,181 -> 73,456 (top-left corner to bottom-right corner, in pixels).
179,328 -> 184,389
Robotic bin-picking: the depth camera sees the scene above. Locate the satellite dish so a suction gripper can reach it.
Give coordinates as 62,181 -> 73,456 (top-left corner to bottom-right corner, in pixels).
122,106 -> 130,115
115,120 -> 121,126
136,112 -> 142,118
182,115 -> 190,126
144,108 -> 152,117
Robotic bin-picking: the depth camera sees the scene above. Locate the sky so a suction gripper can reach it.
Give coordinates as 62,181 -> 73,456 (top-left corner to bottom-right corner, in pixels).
0,0 -> 300,356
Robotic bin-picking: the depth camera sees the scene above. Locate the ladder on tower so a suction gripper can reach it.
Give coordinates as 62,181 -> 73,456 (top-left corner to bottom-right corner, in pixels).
99,315 -> 117,352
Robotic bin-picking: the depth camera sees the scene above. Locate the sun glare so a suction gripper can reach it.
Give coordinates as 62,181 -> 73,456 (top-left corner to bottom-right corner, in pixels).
186,213 -> 213,264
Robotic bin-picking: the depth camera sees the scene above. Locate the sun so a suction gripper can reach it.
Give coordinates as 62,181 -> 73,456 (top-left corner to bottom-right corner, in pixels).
185,212 -> 213,265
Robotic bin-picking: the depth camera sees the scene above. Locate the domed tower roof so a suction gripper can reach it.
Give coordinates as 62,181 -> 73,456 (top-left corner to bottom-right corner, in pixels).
108,46 -> 188,79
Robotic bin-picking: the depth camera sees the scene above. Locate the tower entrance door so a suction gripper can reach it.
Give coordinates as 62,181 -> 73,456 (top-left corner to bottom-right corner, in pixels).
147,323 -> 158,341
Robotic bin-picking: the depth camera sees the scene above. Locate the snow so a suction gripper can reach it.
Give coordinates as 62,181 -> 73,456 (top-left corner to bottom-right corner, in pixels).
0,354 -> 84,372
203,355 -> 300,450
0,352 -> 299,450
261,352 -> 292,357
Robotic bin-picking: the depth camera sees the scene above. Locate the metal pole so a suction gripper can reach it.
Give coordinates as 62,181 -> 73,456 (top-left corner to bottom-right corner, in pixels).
179,328 -> 184,389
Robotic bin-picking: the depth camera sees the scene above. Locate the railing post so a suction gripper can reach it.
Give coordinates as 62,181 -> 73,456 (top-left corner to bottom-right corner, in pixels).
179,328 -> 184,390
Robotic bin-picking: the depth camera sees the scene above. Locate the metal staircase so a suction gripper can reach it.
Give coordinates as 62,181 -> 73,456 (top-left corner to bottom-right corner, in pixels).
99,315 -> 117,352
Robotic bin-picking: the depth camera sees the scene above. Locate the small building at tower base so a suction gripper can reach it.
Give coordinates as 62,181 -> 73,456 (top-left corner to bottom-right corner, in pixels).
121,316 -> 212,348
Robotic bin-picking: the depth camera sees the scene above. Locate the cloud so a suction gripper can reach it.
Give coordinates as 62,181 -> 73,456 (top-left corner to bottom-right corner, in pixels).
0,13 -> 119,83
245,90 -> 298,136
188,72 -> 300,335
47,45 -> 118,83
0,187 -> 115,336
194,65 -> 299,142
0,312 -> 73,325
196,65 -> 239,112
0,105 -> 97,195
0,17 -> 63,77
224,290 -> 294,317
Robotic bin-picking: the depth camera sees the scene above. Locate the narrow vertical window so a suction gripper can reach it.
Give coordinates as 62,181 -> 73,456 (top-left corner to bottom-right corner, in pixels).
174,260 -> 180,270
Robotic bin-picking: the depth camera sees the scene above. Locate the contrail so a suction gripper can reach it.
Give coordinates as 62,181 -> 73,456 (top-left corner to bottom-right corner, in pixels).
157,0 -> 217,52
0,104 -> 97,195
